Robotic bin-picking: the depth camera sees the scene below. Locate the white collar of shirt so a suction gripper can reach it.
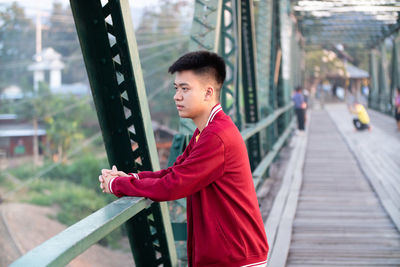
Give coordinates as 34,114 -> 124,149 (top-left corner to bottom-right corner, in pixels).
205,104 -> 222,127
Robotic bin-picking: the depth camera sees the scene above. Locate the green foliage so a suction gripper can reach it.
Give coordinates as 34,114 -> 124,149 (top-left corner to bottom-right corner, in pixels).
305,49 -> 345,82
8,162 -> 44,181
27,178 -> 122,248
43,153 -> 109,189
0,2 -> 35,89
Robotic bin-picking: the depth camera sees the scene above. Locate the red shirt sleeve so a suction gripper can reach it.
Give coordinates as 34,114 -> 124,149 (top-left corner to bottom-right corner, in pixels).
111,131 -> 225,201
136,132 -> 197,180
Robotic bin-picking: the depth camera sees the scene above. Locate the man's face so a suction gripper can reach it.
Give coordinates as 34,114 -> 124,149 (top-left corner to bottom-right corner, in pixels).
173,70 -> 208,119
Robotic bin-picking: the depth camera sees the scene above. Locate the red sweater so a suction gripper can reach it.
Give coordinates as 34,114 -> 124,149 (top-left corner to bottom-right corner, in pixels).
111,105 -> 269,266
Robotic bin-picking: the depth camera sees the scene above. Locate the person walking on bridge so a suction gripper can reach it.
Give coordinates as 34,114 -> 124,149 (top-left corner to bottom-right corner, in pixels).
99,51 -> 269,267
292,86 -> 307,131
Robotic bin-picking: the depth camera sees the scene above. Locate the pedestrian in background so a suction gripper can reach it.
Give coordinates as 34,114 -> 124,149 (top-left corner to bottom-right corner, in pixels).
395,87 -> 400,131
292,86 -> 306,131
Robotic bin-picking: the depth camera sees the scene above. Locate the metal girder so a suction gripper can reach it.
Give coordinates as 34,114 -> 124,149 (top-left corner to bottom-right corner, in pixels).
220,0 -> 241,127
176,0 -> 223,136
255,0 -> 273,115
189,0 -> 223,52
378,42 -> 391,113
390,35 -> 400,112
69,0 -> 177,266
255,0 -> 274,156
278,0 -> 293,134
369,49 -> 379,108
239,0 -> 262,170
266,0 -> 282,153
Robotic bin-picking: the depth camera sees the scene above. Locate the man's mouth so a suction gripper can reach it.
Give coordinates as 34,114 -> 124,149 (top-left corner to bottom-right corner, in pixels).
176,105 -> 184,110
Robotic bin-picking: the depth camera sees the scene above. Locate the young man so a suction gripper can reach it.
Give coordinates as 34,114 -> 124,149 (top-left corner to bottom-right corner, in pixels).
99,51 -> 269,267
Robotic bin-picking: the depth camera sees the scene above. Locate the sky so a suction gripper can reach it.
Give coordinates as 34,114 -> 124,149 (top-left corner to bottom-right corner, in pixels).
0,0 -> 162,29
0,0 -> 160,16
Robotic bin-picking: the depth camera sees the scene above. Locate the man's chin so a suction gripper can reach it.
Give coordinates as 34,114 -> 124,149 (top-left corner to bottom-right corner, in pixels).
177,111 -> 190,119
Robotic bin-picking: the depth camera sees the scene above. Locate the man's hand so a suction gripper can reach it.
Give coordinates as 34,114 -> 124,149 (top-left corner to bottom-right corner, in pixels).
101,165 -> 128,177
99,165 -> 131,194
99,172 -> 116,194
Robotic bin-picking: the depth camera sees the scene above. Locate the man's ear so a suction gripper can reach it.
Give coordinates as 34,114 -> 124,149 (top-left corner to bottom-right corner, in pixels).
204,86 -> 214,101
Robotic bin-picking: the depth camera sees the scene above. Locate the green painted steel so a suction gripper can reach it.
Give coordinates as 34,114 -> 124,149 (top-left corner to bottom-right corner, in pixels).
239,0 -> 262,171
279,0 -> 294,131
68,0 -> 176,266
255,0 -> 274,158
255,0 -> 273,115
190,0 -> 223,52
390,35 -> 400,114
241,103 -> 294,141
267,0 -> 281,153
220,0 -> 240,126
378,43 -> 390,113
252,118 -> 295,189
178,0 -> 224,136
172,222 -> 188,241
10,197 -> 152,267
369,49 -> 379,109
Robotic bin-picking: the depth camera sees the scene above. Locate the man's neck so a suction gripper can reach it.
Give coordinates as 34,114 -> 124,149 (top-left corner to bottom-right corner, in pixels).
193,103 -> 219,132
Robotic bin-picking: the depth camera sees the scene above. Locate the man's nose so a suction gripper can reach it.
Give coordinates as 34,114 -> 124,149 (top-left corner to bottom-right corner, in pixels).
174,90 -> 182,101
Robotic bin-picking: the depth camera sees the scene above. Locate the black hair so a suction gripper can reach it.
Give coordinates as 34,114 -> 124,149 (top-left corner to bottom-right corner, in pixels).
295,86 -> 302,92
397,87 -> 400,93
168,51 -> 226,88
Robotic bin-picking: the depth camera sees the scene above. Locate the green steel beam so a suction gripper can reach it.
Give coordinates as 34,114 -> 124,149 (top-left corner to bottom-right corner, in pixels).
239,0 -> 262,171
69,0 -> 176,266
255,0 -> 273,157
378,43 -> 390,113
267,0 -> 281,156
278,0 -> 291,134
220,0 -> 240,127
177,0 -> 223,135
390,35 -> 400,114
369,49 -> 379,109
255,0 -> 273,115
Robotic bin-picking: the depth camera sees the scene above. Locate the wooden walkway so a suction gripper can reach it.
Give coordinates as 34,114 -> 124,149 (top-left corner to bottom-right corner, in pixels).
267,106 -> 400,267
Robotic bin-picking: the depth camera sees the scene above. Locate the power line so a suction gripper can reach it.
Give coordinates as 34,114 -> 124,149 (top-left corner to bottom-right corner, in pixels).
0,37 -> 188,70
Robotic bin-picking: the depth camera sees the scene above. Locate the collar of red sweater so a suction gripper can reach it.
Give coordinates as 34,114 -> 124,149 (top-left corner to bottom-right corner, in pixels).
205,103 -> 222,127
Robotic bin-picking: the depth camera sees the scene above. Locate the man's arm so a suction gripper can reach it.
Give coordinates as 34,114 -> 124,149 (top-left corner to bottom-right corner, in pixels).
110,132 -> 225,201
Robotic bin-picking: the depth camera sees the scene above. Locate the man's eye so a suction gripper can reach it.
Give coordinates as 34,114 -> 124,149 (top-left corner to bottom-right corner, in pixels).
182,87 -> 188,91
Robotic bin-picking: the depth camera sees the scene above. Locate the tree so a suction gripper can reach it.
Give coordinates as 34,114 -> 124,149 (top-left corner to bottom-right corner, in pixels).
305,49 -> 345,91
16,81 -> 53,166
0,3 -> 35,89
